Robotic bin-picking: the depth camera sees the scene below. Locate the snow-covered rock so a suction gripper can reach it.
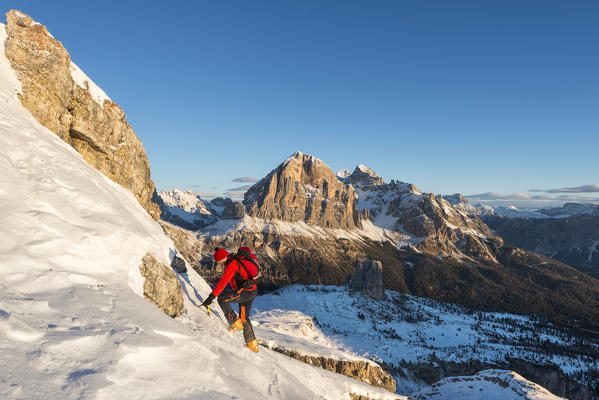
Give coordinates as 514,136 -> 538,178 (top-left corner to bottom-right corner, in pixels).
353,171 -> 501,261
159,188 -> 213,214
156,188 -> 219,229
443,193 -> 495,216
336,168 -> 352,181
349,164 -> 385,188
413,369 -> 565,400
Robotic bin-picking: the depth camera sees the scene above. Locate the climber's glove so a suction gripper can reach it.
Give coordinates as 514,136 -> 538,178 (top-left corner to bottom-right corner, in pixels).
201,293 -> 215,308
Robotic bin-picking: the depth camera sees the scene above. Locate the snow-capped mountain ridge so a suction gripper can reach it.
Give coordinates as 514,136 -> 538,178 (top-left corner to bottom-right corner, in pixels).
538,202 -> 599,218
344,166 -> 499,261
159,188 -> 213,214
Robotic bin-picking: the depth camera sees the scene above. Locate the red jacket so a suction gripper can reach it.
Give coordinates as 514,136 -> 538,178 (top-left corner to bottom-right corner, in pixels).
212,255 -> 258,297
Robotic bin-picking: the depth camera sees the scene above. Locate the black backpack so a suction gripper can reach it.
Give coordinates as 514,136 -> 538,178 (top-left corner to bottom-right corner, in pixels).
230,247 -> 263,289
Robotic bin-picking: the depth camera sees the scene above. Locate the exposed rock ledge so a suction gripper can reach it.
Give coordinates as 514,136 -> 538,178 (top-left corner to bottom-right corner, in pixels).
266,344 -> 396,393
4,10 -> 160,220
139,253 -> 184,317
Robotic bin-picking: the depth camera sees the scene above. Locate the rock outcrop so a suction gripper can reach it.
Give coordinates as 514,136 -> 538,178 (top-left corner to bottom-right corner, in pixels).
4,10 -> 160,220
350,259 -> 385,300
266,345 -> 396,393
244,152 -> 362,229
171,255 -> 187,274
139,253 -> 184,317
222,198 -> 246,219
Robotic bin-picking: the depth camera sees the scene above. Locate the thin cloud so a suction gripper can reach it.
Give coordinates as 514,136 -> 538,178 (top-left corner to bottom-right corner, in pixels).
195,192 -> 220,198
466,192 -> 532,200
466,192 -> 598,202
529,184 -> 599,193
223,190 -> 246,199
232,177 -> 258,183
228,184 -> 253,191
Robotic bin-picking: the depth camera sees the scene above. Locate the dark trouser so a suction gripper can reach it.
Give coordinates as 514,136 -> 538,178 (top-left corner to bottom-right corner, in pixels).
218,289 -> 257,344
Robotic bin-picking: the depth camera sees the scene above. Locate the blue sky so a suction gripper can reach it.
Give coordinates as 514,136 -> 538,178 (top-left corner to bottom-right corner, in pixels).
6,1 -> 599,206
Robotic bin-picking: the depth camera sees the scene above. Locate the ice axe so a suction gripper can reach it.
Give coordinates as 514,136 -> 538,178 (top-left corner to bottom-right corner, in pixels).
200,293 -> 215,315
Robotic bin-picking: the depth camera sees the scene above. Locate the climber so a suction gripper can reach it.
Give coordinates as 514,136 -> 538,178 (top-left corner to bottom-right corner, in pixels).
201,247 -> 261,352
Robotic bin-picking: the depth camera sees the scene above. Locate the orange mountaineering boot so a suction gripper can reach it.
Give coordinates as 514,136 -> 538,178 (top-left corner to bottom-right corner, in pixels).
246,339 -> 259,353
228,318 -> 243,332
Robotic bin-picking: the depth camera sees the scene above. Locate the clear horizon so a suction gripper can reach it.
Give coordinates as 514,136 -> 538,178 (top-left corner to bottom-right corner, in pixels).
5,1 -> 599,207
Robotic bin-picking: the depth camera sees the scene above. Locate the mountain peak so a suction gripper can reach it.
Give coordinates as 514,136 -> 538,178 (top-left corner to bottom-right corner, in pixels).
244,154 -> 362,229
349,164 -> 385,188
284,151 -> 326,167
355,164 -> 377,176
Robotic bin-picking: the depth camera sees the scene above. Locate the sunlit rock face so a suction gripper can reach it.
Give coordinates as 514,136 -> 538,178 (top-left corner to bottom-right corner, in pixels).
5,10 -> 160,220
244,152 -> 362,230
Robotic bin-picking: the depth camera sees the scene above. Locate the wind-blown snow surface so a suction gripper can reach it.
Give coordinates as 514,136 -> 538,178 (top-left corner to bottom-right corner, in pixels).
0,25 -> 403,400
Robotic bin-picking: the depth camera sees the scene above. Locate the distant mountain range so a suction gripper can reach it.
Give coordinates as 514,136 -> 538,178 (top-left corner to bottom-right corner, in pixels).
158,152 -> 599,335
443,196 -> 599,279
445,196 -> 599,219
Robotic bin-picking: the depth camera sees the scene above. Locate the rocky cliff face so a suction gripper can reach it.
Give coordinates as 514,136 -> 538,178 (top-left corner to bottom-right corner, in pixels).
4,10 -> 160,220
266,345 -> 396,393
244,152 -> 362,229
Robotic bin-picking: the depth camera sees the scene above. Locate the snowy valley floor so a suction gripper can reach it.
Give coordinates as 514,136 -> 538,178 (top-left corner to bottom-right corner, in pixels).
253,285 -> 599,396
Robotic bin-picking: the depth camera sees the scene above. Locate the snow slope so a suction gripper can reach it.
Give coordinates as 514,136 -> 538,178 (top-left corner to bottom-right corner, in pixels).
413,370 -> 565,400
0,24 -> 403,400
